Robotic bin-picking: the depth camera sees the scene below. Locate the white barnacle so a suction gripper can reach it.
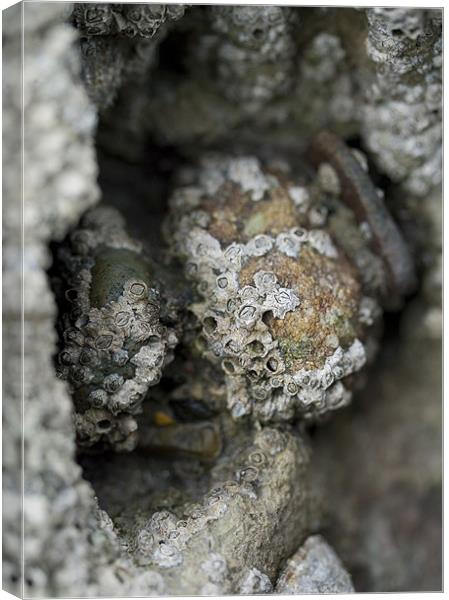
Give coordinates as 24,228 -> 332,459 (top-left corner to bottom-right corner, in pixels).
88,388 -> 108,408
326,346 -> 345,370
317,162 -> 341,195
306,229 -> 338,258
186,229 -> 223,265
239,285 -> 259,302
190,210 -> 211,228
324,381 -> 351,409
200,553 -> 228,584
294,369 -> 314,389
264,287 -> 300,318
245,234 -> 274,257
284,378 -> 298,396
253,270 -> 277,292
223,242 -> 245,270
153,542 -> 183,569
169,186 -> 203,211
319,366 -> 335,390
331,364 -> 345,380
103,373 -> 124,393
131,345 -> 163,371
308,202 -> 329,227
199,155 -> 227,195
228,157 -> 270,201
223,336 -> 242,355
358,296 -> 381,326
290,226 -> 308,241
275,232 -> 301,257
215,271 -> 239,296
296,386 -> 326,409
346,339 -> 367,371
288,186 -> 310,211
237,303 -> 259,327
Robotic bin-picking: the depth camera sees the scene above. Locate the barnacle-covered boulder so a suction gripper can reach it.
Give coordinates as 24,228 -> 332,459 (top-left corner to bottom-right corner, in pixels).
166,155 -> 382,423
56,205 -> 178,451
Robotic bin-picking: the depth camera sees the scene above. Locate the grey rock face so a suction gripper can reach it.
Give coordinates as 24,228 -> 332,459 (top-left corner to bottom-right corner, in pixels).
275,535 -> 354,593
3,3 -> 100,597
311,333 -> 442,592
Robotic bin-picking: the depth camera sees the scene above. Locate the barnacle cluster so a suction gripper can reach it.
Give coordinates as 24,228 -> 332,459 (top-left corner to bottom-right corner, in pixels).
165,154 -> 382,423
122,425 -> 315,590
363,8 -> 442,197
56,205 -> 177,451
6,4 -> 439,596
204,6 -> 298,112
71,3 -> 185,108
55,146 -> 386,445
72,3 -> 185,37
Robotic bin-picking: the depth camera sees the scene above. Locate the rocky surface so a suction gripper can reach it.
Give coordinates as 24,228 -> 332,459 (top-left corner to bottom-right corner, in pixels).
3,3 -> 100,597
275,535 -> 354,593
311,329 -> 442,592
54,205 -> 178,452
3,3 -> 441,597
165,153 -> 382,423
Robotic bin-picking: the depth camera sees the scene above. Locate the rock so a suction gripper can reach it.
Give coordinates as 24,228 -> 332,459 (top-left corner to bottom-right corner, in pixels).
275,535 -> 354,593
2,3 -> 441,596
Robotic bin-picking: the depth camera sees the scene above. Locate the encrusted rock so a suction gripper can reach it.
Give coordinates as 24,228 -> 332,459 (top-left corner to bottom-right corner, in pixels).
362,8 -> 442,198
56,205 -> 177,451
3,4 -> 440,596
72,3 -> 185,38
207,6 -> 298,113
71,3 -> 186,108
166,155 -> 383,423
122,426 -> 319,595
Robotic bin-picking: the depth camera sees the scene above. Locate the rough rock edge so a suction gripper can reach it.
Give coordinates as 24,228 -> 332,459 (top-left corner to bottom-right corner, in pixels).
275,535 -> 355,594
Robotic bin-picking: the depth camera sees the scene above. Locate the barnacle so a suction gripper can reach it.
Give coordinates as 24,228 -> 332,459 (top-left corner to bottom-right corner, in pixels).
56,205 -> 177,451
166,154 -> 383,423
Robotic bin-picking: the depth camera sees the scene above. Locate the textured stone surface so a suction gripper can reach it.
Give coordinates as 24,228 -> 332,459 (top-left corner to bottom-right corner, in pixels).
311,331 -> 442,592
55,205 -> 178,452
275,535 -> 354,593
71,3 -> 185,109
3,3 -> 100,596
362,8 -> 442,198
2,3 -> 441,597
165,154 -> 382,424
